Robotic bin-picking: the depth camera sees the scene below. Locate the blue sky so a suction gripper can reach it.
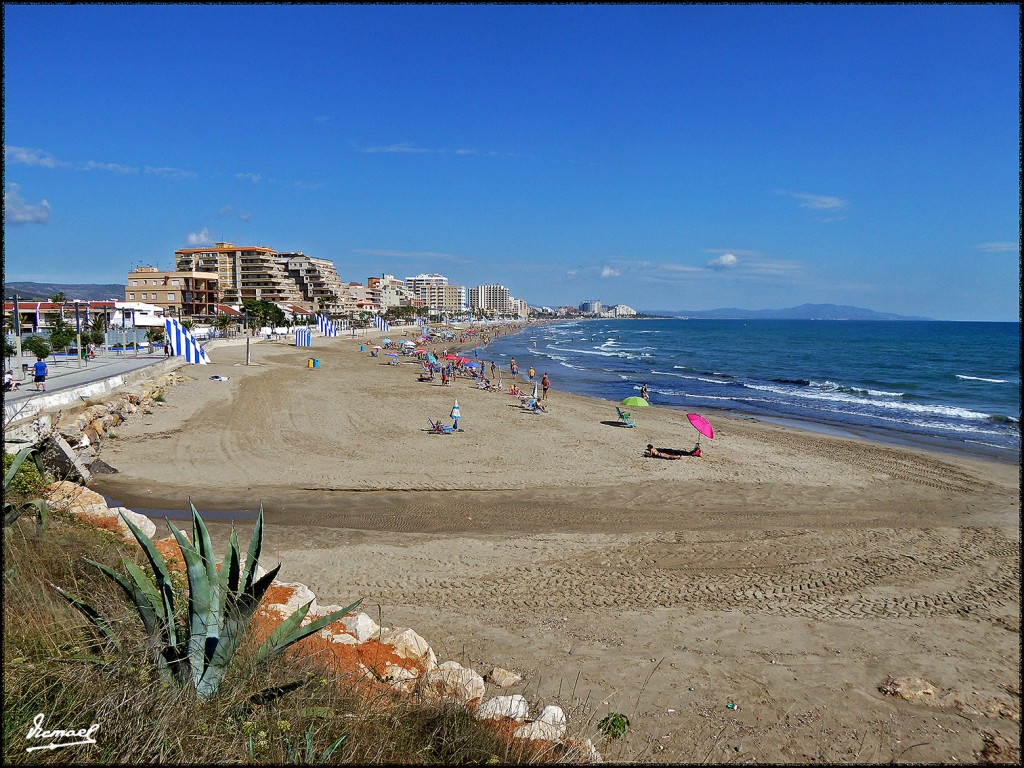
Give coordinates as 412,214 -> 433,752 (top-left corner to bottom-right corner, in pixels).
3,4 -> 1019,321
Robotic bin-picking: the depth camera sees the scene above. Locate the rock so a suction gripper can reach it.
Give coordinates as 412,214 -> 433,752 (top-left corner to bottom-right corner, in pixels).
111,508 -> 157,540
45,481 -> 107,511
321,629 -> 357,645
513,720 -> 562,742
475,695 -> 530,722
381,664 -> 421,694
420,661 -> 485,705
342,612 -> 381,643
88,459 -> 119,474
379,627 -> 437,671
264,581 -> 317,617
536,705 -> 567,738
486,666 -> 523,688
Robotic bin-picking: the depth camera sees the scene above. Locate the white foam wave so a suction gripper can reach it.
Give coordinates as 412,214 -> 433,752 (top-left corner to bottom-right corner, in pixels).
744,382 -> 992,421
957,375 -> 1010,384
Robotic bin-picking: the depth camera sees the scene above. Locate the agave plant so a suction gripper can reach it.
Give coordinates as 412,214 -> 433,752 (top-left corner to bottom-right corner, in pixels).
53,502 -> 361,700
3,446 -> 50,535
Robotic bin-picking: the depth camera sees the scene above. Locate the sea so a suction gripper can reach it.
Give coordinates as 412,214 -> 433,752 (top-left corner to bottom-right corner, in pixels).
474,319 -> 1021,462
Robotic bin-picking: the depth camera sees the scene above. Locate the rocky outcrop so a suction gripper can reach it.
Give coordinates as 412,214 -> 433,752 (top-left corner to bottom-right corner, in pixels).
41,477 -> 602,763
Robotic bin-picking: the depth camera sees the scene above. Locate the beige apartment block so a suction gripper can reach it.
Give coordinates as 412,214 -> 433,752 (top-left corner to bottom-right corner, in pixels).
283,252 -> 347,313
125,266 -> 219,319
175,242 -> 303,306
417,283 -> 467,316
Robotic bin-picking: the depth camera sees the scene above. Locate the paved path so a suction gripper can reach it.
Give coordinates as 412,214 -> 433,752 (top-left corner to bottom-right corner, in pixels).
4,351 -> 171,403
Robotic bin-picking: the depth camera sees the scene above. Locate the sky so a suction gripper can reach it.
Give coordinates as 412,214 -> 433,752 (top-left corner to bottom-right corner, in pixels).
3,4 -> 1020,321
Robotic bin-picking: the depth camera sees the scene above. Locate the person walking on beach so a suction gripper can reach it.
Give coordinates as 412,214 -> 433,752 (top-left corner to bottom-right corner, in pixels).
528,366 -> 535,382
509,357 -> 517,379
541,372 -> 550,400
641,383 -> 649,401
164,340 -> 170,358
489,361 -> 496,381
32,357 -> 47,392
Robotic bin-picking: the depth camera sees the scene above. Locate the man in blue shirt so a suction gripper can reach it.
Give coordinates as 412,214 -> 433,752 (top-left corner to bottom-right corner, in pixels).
32,357 -> 47,392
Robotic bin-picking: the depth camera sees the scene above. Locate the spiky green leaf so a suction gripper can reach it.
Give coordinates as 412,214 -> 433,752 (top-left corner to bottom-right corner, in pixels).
240,504 -> 265,593
49,582 -> 121,650
254,598 -> 362,664
167,520 -> 216,690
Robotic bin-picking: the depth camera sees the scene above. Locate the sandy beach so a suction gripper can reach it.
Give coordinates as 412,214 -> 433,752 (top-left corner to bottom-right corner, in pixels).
92,332 -> 1020,763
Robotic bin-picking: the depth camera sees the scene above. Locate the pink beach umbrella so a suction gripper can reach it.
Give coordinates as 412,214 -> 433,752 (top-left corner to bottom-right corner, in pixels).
687,413 -> 714,445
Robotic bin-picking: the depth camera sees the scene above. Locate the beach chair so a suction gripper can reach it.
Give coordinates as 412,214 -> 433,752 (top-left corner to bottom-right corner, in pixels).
616,407 -> 636,427
428,419 -> 454,434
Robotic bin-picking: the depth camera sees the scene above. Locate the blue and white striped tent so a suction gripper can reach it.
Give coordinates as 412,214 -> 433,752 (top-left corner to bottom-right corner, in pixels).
295,328 -> 312,347
374,315 -> 390,332
165,318 -> 211,364
316,314 -> 337,337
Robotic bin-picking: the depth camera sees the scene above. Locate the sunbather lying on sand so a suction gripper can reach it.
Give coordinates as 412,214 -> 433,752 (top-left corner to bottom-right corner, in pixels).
644,443 -> 700,459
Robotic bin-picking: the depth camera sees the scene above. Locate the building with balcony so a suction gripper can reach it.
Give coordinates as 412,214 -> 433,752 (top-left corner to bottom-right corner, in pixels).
418,283 -> 467,316
469,284 -> 514,316
405,273 -> 449,298
283,252 -> 347,313
125,266 -> 219,319
175,242 -> 303,306
368,274 -> 418,309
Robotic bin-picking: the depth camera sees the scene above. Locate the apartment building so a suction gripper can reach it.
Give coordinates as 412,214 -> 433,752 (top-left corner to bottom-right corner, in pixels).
174,242 -> 303,306
368,275 -> 418,309
125,266 -> 219,319
283,252 -> 347,313
469,284 -> 515,316
341,282 -> 382,315
417,283 -> 467,316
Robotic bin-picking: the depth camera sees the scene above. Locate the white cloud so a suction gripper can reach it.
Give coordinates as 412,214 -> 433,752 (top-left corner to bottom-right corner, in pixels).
218,205 -> 252,221
600,266 -> 621,278
974,242 -> 1019,253
775,189 -> 849,212
235,172 -> 262,183
708,253 -> 738,269
81,160 -> 138,174
363,143 -> 437,154
4,145 -> 61,168
145,166 -> 196,180
4,183 -> 51,225
186,228 -> 213,246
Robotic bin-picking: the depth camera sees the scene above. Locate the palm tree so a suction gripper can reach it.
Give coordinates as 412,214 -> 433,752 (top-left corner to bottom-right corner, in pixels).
50,291 -> 67,304
213,315 -> 233,338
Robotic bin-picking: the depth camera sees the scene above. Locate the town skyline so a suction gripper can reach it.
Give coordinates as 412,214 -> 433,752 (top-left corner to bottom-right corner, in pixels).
4,5 -> 1019,322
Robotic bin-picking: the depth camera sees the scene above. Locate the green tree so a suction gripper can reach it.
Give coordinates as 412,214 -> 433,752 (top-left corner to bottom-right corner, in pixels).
50,291 -> 67,304
213,315 -> 233,337
22,336 -> 51,359
146,328 -> 166,344
47,316 -> 76,355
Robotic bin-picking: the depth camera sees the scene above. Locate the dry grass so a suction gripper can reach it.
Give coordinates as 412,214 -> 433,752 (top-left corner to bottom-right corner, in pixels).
2,514 -> 592,764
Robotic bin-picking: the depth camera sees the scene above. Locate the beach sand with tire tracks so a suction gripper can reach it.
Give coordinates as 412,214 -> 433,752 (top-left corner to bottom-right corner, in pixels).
92,331 -> 1020,763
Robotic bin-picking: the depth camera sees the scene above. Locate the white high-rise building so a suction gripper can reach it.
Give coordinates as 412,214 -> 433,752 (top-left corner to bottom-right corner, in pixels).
469,284 -> 514,316
405,273 -> 448,298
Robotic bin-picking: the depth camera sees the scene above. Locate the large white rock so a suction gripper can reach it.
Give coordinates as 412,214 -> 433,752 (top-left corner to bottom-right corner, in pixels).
264,581 -> 317,618
381,664 -> 421,693
486,666 -> 523,688
342,612 -> 381,643
475,695 -> 530,722
379,627 -> 437,671
513,721 -> 562,742
421,661 -> 486,705
112,508 -> 157,540
537,705 -> 567,738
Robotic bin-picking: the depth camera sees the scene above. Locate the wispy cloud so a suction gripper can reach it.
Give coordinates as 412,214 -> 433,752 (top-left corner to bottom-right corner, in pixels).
186,228 -> 213,246
5,144 -> 195,179
218,205 -> 252,222
362,142 -> 516,157
235,172 -> 262,183
4,183 -> 51,225
5,145 -> 61,168
352,248 -> 464,262
600,267 -> 621,278
775,189 -> 849,217
973,241 -> 1019,253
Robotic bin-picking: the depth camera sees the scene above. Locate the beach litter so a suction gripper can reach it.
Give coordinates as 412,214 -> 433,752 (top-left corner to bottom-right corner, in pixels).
209,375 -> 230,381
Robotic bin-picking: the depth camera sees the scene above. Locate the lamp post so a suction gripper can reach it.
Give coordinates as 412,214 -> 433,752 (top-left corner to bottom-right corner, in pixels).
13,294 -> 23,377
74,301 -> 83,368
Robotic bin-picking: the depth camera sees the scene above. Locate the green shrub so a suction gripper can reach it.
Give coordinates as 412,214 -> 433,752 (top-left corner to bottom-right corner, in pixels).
3,450 -> 48,497
21,336 -> 51,359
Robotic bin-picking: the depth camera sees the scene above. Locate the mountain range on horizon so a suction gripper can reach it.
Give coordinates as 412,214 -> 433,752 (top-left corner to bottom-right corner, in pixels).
3,282 -> 936,321
642,303 -> 934,321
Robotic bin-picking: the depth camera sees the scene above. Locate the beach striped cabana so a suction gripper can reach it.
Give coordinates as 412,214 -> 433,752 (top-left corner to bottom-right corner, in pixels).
295,328 -> 312,347
165,318 -> 211,364
316,314 -> 338,337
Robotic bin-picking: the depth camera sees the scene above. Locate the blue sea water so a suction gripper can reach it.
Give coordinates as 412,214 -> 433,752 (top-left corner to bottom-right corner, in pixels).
477,319 -> 1021,461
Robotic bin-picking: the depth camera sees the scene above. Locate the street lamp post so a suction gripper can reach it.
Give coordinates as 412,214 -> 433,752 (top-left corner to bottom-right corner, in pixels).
74,302 -> 83,368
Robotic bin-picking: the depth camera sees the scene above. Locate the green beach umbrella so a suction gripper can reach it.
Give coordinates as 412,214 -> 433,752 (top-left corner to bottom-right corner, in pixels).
620,396 -> 649,408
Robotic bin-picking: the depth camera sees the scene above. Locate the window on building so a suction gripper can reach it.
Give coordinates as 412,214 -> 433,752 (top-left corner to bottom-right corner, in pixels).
131,281 -> 138,286
128,293 -> 136,300
171,279 -> 180,286
167,293 -> 176,300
